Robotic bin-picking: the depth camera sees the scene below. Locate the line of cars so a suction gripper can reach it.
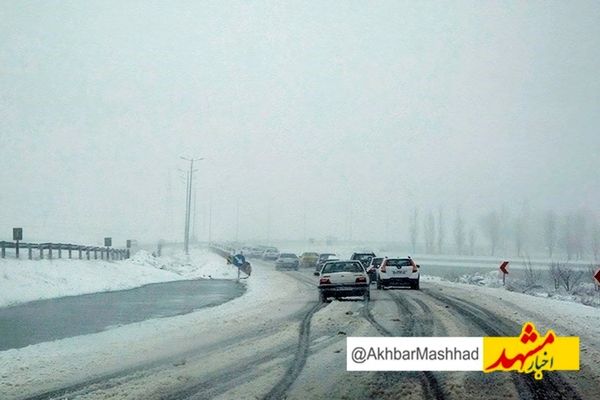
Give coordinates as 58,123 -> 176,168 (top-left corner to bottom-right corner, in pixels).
315,252 -> 421,302
232,244 -> 421,302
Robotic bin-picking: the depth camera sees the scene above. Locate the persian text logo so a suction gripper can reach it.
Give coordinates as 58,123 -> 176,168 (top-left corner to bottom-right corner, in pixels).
483,322 -> 579,380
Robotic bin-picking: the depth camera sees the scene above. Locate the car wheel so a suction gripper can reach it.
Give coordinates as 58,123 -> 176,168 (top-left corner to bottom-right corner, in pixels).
411,279 -> 420,290
363,291 -> 370,302
376,278 -> 382,290
320,292 -> 328,303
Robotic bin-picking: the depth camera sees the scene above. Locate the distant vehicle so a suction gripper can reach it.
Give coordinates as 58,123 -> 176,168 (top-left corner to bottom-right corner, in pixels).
299,252 -> 319,268
350,252 -> 376,268
376,257 -> 420,290
366,257 -> 384,283
262,248 -> 279,261
247,247 -> 265,258
318,261 -> 370,302
275,253 -> 299,270
313,253 -> 339,275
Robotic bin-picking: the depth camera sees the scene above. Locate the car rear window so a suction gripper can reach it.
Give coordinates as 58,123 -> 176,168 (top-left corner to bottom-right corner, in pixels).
280,253 -> 297,258
322,262 -> 364,274
386,259 -> 412,267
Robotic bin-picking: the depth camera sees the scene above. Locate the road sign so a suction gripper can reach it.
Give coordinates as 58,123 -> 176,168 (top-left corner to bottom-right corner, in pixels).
232,254 -> 245,267
104,237 -> 112,247
13,228 -> 22,241
499,261 -> 509,286
594,268 -> 600,285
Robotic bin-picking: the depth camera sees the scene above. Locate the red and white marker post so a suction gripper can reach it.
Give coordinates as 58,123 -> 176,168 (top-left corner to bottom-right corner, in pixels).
594,268 -> 600,291
499,261 -> 509,286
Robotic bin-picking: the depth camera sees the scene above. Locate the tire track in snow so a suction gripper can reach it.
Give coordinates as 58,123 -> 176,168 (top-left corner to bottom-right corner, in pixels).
262,301 -> 326,400
361,290 -> 446,400
423,289 -> 583,400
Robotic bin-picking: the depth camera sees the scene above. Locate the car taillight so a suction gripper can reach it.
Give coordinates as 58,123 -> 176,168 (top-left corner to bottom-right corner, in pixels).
412,266 -> 418,273
319,277 -> 331,284
380,260 -> 386,273
355,276 -> 367,283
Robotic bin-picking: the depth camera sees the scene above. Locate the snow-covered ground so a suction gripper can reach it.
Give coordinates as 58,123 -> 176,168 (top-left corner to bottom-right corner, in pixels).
0,248 -> 235,308
1,256 -> 599,399
0,253 -> 308,400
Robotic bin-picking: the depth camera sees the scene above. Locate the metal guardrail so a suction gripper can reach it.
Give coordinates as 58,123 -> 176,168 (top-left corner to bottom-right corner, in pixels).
0,241 -> 130,260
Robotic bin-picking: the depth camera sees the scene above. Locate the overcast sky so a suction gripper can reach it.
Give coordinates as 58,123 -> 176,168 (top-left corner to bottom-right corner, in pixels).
1,1 -> 599,245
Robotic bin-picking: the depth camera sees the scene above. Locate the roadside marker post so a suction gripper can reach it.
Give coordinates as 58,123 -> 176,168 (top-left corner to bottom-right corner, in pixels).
594,268 -> 600,291
499,261 -> 509,286
13,228 -> 23,259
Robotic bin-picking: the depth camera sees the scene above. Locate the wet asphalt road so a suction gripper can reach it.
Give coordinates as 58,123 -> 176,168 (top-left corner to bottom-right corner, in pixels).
0,279 -> 245,351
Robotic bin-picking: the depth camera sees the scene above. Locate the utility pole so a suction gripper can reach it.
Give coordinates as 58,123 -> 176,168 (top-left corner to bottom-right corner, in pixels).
235,198 -> 240,242
208,194 -> 213,244
180,157 -> 203,255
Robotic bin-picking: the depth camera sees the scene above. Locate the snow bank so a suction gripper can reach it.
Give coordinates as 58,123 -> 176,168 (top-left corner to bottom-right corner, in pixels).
0,258 -> 308,400
0,248 -> 236,308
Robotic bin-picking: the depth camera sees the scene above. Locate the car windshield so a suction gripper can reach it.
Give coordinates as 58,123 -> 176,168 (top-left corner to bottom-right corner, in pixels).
280,253 -> 297,258
355,255 -> 373,262
386,259 -> 412,267
303,252 -> 318,257
322,262 -> 363,274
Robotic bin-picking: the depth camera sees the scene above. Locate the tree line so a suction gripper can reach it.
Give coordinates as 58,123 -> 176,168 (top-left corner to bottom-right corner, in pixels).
408,207 -> 600,260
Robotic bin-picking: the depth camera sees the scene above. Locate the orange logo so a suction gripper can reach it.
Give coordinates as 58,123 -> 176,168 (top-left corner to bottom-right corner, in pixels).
483,322 -> 579,380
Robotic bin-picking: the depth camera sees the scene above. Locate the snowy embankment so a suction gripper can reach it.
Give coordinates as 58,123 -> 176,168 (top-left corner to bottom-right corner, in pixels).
0,248 -> 235,308
0,256 -> 308,400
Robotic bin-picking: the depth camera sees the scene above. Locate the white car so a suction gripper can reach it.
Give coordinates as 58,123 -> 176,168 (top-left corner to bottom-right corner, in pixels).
275,253 -> 299,270
318,260 -> 370,302
376,257 -> 420,290
262,248 -> 279,261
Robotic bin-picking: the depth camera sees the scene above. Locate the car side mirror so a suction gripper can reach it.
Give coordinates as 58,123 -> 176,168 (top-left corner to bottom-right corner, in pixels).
416,265 -> 420,268
313,271 -> 320,276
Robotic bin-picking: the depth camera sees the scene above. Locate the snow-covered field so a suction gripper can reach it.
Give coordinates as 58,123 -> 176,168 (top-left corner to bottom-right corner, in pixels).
0,248 -> 235,308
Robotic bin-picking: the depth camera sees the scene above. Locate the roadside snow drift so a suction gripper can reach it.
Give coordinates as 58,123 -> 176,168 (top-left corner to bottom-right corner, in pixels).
0,248 -> 235,308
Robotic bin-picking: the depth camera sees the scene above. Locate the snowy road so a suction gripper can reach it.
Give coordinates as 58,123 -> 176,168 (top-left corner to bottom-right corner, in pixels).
1,259 -> 599,400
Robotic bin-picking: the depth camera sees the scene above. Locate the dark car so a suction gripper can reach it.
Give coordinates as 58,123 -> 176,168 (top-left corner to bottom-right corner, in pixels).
313,253 -> 339,275
365,257 -> 384,283
350,252 -> 376,268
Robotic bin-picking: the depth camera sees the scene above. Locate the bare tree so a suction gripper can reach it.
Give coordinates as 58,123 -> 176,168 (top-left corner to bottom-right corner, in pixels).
561,215 -> 575,261
437,207 -> 445,254
424,211 -> 436,254
481,211 -> 501,256
573,210 -> 587,260
560,263 -> 584,292
409,208 -> 419,253
468,228 -> 477,256
549,262 -> 561,290
454,208 -> 465,255
543,211 -> 557,259
591,218 -> 600,261
523,258 -> 541,288
514,217 -> 526,257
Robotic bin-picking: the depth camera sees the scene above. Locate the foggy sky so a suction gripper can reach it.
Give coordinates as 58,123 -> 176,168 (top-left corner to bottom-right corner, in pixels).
1,1 -> 599,245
